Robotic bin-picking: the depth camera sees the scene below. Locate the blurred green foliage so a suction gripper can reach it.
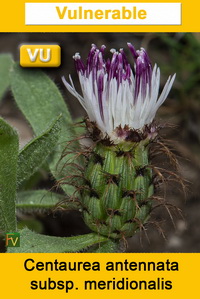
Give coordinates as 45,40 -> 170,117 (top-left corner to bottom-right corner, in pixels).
159,33 -> 200,103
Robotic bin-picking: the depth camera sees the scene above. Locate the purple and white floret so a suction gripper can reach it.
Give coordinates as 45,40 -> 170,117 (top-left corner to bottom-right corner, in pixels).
62,43 -> 175,141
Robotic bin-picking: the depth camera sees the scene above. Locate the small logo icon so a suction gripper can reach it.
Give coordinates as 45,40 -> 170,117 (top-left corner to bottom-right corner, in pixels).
20,44 -> 61,67
5,232 -> 20,247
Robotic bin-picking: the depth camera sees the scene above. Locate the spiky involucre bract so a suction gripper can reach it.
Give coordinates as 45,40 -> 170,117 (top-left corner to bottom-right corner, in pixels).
82,138 -> 153,239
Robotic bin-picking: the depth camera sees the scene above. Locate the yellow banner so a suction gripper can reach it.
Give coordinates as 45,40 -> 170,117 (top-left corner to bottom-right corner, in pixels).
1,253 -> 199,298
0,0 -> 199,32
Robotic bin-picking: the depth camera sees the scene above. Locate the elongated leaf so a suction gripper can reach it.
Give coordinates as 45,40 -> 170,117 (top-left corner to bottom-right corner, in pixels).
94,239 -> 119,253
10,65 -> 69,134
7,227 -> 107,253
18,115 -> 61,185
0,118 -> 18,233
16,190 -> 82,213
0,54 -> 13,101
10,64 -> 81,196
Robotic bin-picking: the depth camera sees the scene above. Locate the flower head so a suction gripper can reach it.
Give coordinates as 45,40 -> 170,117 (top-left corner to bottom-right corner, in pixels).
62,43 -> 175,142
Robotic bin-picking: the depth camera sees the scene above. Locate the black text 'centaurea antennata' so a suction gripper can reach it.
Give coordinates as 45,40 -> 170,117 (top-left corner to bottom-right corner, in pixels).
63,43 -> 175,239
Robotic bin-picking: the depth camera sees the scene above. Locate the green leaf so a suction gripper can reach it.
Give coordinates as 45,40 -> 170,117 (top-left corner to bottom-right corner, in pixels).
7,227 -> 107,253
73,117 -> 87,137
10,64 -> 81,196
18,115 -> 61,185
0,118 -> 19,233
94,239 -> 119,253
10,65 -> 68,135
16,190 -> 82,213
0,54 -> 13,101
17,218 -> 44,234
